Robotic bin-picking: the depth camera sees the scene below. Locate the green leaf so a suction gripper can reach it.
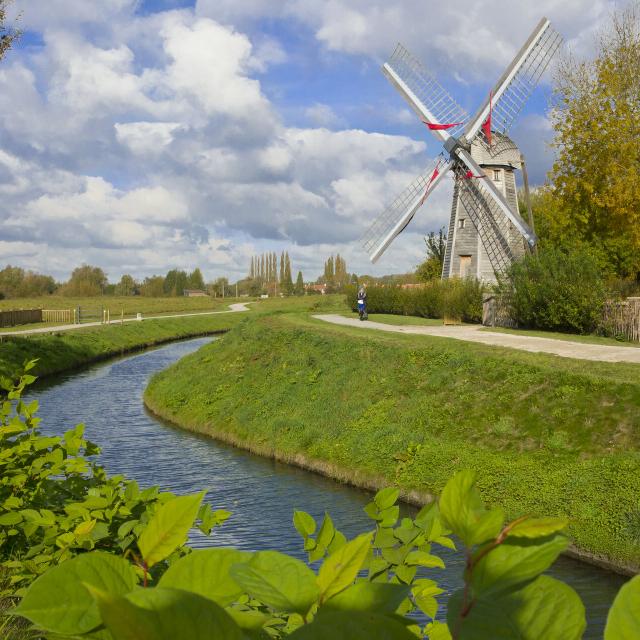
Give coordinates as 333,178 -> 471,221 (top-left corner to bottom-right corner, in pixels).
89,585 -> 241,640
471,534 -> 569,598
605,574 -> 640,639
159,548 -> 252,606
508,517 -> 569,539
0,512 -> 23,526
15,551 -> 137,635
425,621 -> 452,640
288,611 -> 417,639
413,578 -> 444,619
293,511 -> 317,539
448,575 -> 585,639
317,532 -> 373,603
439,470 -> 503,547
404,551 -> 445,568
374,487 -> 399,510
322,582 -> 409,614
230,550 -> 319,614
138,491 -> 205,568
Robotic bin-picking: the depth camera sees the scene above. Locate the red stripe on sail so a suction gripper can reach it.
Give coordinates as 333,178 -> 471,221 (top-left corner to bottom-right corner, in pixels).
482,91 -> 493,145
421,119 -> 463,131
419,166 -> 441,206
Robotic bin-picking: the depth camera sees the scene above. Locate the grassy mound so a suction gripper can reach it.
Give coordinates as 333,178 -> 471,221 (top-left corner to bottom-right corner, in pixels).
145,313 -> 640,571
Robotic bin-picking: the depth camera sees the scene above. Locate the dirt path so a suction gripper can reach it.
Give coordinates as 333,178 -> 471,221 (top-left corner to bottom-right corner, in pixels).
0,303 -> 251,337
314,314 -> 640,364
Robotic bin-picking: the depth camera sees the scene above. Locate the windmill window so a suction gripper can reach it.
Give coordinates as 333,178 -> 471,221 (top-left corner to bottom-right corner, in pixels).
458,218 -> 466,229
493,169 -> 501,181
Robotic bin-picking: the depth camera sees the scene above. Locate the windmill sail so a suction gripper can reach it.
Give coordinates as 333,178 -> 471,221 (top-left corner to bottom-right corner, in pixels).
465,18 -> 563,145
384,44 -> 468,141
361,159 -> 451,263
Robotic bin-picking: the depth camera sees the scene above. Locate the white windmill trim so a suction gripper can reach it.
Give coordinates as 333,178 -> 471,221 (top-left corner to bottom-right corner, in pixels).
382,63 -> 451,144
369,161 -> 453,263
463,17 -> 551,142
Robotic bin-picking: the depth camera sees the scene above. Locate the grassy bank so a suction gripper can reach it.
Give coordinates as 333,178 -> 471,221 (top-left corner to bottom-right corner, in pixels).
145,313 -> 640,572
0,312 -> 245,379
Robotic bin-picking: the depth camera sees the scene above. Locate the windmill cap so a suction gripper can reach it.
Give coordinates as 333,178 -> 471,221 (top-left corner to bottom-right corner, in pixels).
470,132 -> 522,169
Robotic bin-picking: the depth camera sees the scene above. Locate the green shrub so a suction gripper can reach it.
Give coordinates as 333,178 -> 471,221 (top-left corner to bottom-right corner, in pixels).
346,279 -> 484,323
499,247 -> 607,334
0,362 -> 229,597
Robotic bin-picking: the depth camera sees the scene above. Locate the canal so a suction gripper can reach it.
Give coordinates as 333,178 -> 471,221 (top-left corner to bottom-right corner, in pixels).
29,337 -> 625,636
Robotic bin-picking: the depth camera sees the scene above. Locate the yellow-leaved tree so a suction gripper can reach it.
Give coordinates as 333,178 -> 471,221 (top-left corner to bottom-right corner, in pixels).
544,3 -> 640,279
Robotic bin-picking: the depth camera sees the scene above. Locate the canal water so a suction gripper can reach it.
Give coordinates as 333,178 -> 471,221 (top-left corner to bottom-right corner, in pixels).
28,337 -> 625,636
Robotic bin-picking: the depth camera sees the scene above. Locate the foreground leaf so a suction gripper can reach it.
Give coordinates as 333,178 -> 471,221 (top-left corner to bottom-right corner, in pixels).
138,491 -> 205,568
605,575 -> 640,639
448,575 -> 585,640
508,517 -> 568,539
15,552 -> 137,635
288,611 -> 416,639
230,550 -> 319,614
471,534 -> 568,598
159,548 -> 252,606
322,582 -> 409,614
90,586 -> 241,640
317,532 -> 373,602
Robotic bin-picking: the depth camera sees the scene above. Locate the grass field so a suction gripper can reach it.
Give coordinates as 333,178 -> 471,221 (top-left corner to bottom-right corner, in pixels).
0,295 -> 227,317
145,312 -> 640,571
0,312 -> 246,379
340,313 -> 452,327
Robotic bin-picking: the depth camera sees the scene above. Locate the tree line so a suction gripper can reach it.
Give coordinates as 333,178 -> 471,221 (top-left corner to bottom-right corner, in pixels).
0,264 -> 213,299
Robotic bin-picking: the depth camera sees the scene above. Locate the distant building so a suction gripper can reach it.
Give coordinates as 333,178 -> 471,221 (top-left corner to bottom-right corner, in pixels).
183,289 -> 208,297
306,283 -> 327,295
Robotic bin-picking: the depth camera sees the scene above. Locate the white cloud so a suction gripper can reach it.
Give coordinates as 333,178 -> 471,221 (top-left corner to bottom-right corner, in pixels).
304,103 -> 344,128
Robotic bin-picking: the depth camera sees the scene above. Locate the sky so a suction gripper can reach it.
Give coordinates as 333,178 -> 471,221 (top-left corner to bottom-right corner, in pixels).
0,0 -> 617,283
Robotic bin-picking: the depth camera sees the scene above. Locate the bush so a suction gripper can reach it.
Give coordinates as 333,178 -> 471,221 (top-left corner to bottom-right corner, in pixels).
499,247 -> 607,334
346,279 -> 484,323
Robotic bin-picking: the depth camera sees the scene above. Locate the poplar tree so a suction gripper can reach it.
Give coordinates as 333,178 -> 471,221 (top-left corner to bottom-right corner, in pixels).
295,270 -> 304,295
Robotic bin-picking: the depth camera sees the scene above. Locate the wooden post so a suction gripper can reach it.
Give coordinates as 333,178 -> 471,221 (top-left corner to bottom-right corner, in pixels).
121,309 -> 124,324
520,153 -> 537,255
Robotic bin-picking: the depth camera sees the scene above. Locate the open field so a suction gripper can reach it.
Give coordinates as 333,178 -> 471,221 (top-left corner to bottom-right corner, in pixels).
0,295 -> 227,317
145,312 -> 640,572
0,312 -> 246,379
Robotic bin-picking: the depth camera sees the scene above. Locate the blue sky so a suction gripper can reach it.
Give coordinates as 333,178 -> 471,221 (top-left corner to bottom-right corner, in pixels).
0,0 -> 616,283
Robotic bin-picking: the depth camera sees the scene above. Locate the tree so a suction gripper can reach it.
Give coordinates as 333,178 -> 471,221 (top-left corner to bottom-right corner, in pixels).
0,1 -> 20,62
60,265 -> 108,297
188,268 -> 205,291
210,277 -> 228,297
163,269 -> 188,296
283,252 -> 293,294
139,276 -> 165,297
115,274 -> 136,296
294,270 -> 304,295
545,4 -> 640,279
416,228 -> 447,281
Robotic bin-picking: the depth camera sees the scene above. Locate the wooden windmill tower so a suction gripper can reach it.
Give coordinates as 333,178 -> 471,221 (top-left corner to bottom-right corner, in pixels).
361,18 -> 563,282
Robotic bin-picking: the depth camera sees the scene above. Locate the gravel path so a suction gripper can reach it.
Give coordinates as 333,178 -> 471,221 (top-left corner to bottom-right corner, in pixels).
314,314 -> 640,364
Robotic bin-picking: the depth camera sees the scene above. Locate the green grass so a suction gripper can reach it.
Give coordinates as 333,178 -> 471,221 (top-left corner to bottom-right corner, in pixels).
0,295 -> 227,317
145,313 -> 640,571
339,313 -> 446,326
0,313 -> 245,379
481,326 -> 640,348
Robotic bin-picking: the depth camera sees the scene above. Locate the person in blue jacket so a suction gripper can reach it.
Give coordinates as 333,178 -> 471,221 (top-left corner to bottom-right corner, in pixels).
357,285 -> 368,321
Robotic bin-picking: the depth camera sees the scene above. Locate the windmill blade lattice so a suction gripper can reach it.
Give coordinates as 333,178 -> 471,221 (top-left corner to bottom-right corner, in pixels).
386,44 -> 468,137
361,158 -> 449,262
474,21 -> 563,150
453,164 -> 518,275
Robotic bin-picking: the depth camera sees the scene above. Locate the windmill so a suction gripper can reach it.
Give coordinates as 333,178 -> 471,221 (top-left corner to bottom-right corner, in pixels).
361,17 -> 563,281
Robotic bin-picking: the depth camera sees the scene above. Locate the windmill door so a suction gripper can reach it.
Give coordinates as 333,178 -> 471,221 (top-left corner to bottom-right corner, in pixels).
459,255 -> 472,278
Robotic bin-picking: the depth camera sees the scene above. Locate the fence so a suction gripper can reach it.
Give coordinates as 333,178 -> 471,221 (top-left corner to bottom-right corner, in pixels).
482,294 -> 517,328
0,309 -> 43,328
43,309 -> 74,324
601,297 -> 640,343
